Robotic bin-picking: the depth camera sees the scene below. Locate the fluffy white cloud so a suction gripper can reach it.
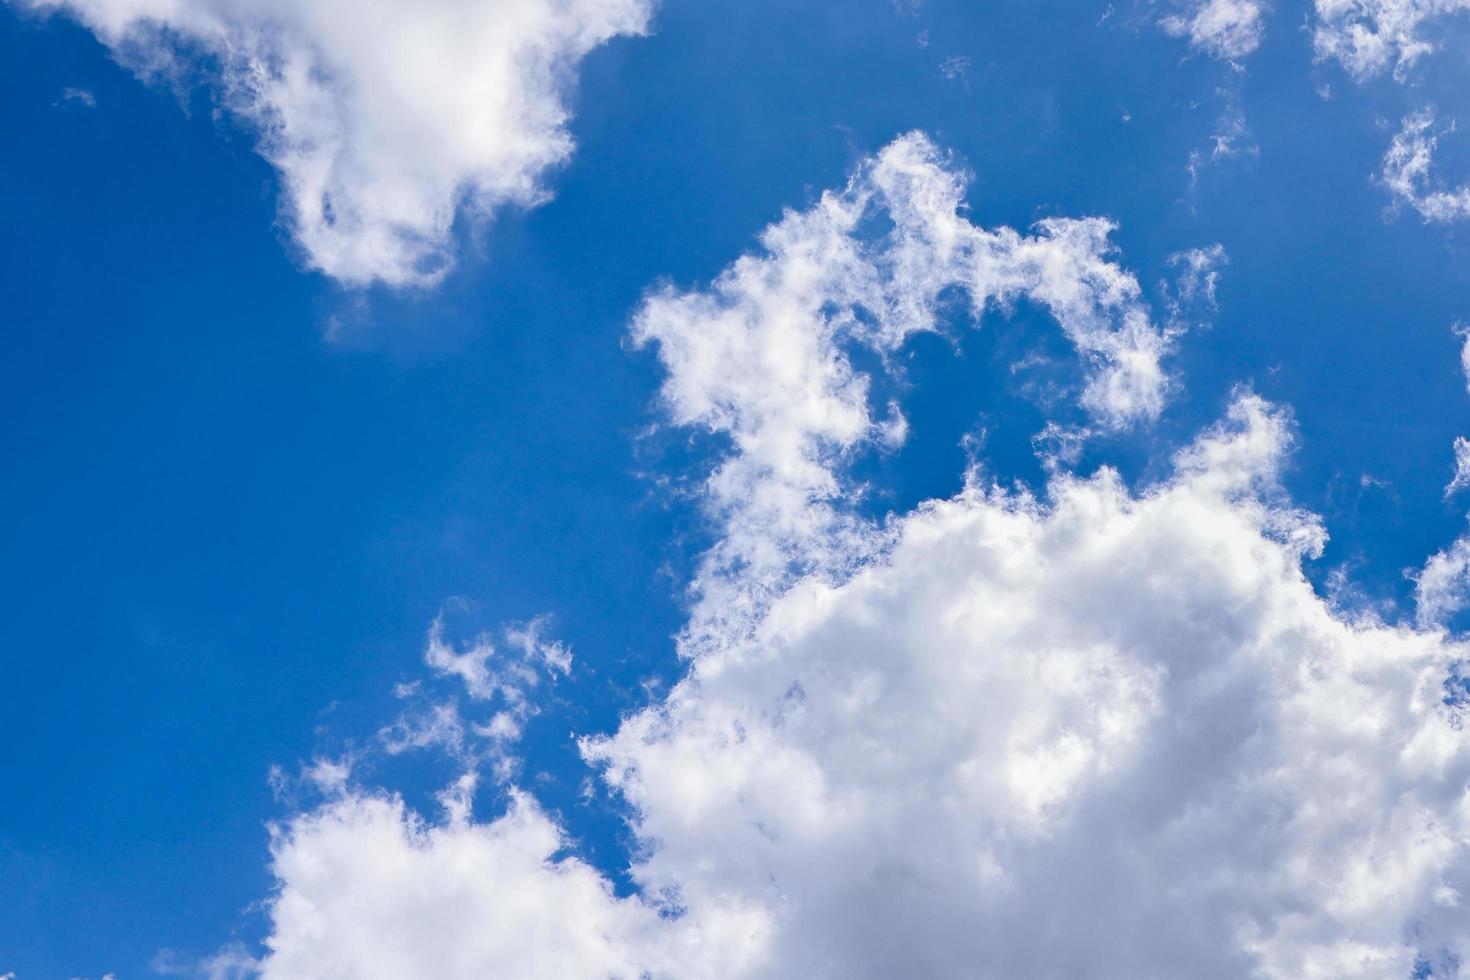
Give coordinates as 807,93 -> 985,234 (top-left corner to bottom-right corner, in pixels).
1160,0 -> 1266,62
1381,108 -> 1470,222
254,399 -> 1470,979
259,787 -> 746,980
13,0 -> 651,286
245,134 -> 1470,979
587,394 -> 1470,979
1314,0 -> 1470,79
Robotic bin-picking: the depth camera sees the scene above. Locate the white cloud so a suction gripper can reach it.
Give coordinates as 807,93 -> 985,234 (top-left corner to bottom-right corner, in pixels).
424,612 -> 570,705
1314,0 -> 1470,79
1457,321 -> 1470,391
938,55 -> 970,80
1171,247 -> 1226,303
1447,436 -> 1470,498
1381,107 -> 1470,222
1030,419 -> 1091,473
243,134 -> 1470,979
154,943 -> 259,980
1166,243 -> 1228,313
1418,528 -> 1470,625
378,613 -> 574,777
252,394 -> 1470,979
58,85 -> 95,107
13,0 -> 651,287
1313,7 -> 1470,227
1186,97 -> 1259,187
259,789 -> 739,980
1160,0 -> 1266,61
586,394 -> 1470,978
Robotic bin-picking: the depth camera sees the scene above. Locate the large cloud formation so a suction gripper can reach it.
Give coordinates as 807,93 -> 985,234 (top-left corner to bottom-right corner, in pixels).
12,0 -> 650,286
249,135 -> 1470,979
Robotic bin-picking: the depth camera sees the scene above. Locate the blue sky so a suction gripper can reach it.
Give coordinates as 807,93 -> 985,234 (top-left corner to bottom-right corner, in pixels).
8,0 -> 1470,976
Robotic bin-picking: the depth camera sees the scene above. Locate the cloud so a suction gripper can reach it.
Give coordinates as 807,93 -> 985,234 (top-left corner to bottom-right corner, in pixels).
376,613 -> 574,781
587,394 -> 1470,978
1313,0 -> 1470,80
1165,243 -> 1228,314
1457,321 -> 1470,392
1160,0 -> 1267,62
1186,96 -> 1259,187
153,943 -> 259,980
260,789 -> 722,980
243,134 -> 1470,979
938,55 -> 970,80
57,85 -> 95,107
1381,107 -> 1470,222
1418,528 -> 1470,625
13,0 -> 651,287
424,611 -> 570,705
253,396 -> 1470,978
1446,436 -> 1470,498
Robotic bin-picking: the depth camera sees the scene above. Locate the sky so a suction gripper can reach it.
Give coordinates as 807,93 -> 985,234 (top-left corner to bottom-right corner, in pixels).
7,0 -> 1470,976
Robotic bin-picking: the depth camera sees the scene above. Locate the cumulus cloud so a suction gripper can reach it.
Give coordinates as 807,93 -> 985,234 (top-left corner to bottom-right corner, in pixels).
586,394 -> 1470,978
1381,107 -> 1470,222
1160,0 -> 1266,62
1314,0 -> 1470,79
243,134 -> 1470,979
253,398 -> 1470,979
12,0 -> 651,286
260,789 -> 726,980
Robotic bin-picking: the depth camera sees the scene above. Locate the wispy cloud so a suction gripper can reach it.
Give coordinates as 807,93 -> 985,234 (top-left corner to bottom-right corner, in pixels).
1382,107 -> 1470,222
1160,0 -> 1266,62
1314,0 -> 1470,80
